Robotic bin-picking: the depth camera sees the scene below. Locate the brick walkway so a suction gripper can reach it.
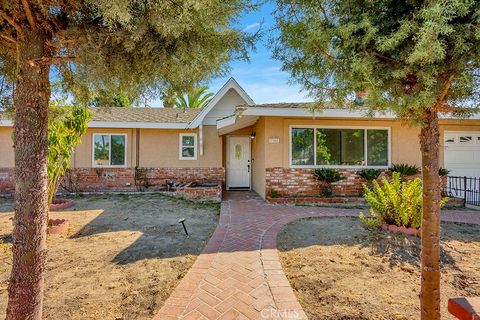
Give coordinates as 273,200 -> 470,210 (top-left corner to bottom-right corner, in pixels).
154,191 -> 480,320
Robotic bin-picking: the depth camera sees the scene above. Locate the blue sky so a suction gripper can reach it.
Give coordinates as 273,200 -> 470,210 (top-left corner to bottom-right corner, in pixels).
152,2 -> 312,107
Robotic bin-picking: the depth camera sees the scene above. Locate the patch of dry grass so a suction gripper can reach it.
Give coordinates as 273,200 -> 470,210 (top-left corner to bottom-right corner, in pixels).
278,217 -> 480,320
0,194 -> 219,319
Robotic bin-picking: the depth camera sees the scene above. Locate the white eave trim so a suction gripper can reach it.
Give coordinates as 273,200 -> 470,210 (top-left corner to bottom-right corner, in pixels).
187,77 -> 255,129
0,120 -> 13,126
216,115 -> 237,129
241,107 -> 396,118
0,119 -> 189,128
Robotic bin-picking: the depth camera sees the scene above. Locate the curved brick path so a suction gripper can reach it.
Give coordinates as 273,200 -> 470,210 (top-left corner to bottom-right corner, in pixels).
155,192 -> 480,320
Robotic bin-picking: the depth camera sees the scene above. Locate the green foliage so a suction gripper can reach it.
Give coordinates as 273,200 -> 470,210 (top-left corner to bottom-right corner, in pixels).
389,163 -> 420,177
273,0 -> 480,120
313,168 -> 345,184
0,1 -> 258,105
48,102 -> 91,205
175,86 -> 214,109
439,167 -> 450,177
268,189 -> 279,198
360,173 -> 448,229
313,168 -> 344,196
357,169 -> 382,182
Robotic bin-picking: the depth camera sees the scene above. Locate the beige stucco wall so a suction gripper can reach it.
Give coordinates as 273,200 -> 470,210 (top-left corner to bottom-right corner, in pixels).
1,117 -> 480,176
251,118 -> 266,198
0,127 -> 14,167
72,128 -> 136,168
257,117 -> 423,168
139,126 -> 222,168
256,117 -> 480,170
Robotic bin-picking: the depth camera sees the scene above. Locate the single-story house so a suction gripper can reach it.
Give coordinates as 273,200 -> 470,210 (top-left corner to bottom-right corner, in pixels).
1,78 -> 480,198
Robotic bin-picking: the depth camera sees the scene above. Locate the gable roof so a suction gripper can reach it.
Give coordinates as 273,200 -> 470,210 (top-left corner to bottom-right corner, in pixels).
187,77 -> 254,128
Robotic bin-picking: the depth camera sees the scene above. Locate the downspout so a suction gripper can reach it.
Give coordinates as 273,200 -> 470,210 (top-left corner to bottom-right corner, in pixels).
199,124 -> 204,156
136,128 -> 140,166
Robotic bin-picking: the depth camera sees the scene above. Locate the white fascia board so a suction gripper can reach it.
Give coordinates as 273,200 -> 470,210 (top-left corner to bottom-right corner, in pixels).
216,115 -> 237,129
0,120 -> 13,126
242,107 -> 480,120
241,107 -> 397,118
439,113 -> 480,120
188,77 -> 255,129
0,119 -> 188,128
89,121 -> 188,129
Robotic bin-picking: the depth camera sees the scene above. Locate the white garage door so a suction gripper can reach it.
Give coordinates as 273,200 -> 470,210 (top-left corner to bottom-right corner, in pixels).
444,132 -> 480,178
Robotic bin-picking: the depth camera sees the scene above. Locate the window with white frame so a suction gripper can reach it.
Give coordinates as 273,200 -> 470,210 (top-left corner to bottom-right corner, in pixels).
290,127 -> 389,167
93,134 -> 127,167
179,133 -> 197,160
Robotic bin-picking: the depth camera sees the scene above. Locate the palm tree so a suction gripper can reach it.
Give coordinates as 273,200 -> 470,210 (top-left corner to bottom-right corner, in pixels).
175,86 -> 214,109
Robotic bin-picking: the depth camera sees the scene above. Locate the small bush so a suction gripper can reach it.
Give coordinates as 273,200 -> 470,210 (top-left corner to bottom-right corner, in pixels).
357,169 -> 381,182
439,167 -> 450,176
389,163 -> 419,177
268,189 -> 279,198
313,168 -> 344,183
313,168 -> 344,197
360,172 -> 448,229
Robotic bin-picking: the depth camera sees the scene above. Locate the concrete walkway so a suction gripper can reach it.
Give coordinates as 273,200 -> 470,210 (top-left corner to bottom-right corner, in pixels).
155,192 -> 480,320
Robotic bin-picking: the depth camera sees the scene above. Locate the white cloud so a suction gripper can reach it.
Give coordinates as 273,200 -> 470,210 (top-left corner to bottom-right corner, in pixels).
242,22 -> 260,32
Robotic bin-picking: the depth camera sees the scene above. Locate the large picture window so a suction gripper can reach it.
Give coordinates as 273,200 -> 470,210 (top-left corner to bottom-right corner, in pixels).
291,127 -> 389,167
93,134 -> 126,167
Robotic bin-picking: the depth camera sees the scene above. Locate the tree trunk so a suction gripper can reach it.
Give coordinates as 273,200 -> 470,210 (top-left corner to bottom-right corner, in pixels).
419,108 -> 442,320
6,31 -> 51,320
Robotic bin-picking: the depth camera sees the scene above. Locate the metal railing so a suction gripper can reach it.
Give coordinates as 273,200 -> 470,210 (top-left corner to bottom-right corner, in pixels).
446,176 -> 480,207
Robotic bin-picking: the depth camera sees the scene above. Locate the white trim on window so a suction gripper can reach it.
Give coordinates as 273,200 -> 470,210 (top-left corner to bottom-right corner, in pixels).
92,133 -> 128,168
288,125 -> 392,169
179,133 -> 198,160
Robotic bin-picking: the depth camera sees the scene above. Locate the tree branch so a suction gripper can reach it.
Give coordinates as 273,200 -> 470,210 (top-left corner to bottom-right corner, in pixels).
40,56 -> 78,64
21,0 -> 36,28
0,33 -> 16,44
436,73 -> 455,106
0,9 -> 24,39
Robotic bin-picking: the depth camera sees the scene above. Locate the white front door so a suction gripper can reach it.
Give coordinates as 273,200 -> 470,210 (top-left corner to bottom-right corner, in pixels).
227,136 -> 251,189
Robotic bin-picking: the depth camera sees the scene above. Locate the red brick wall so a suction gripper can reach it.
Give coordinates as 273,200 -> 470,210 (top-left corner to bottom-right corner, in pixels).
0,167 -> 226,194
0,168 -> 15,194
265,167 -> 388,197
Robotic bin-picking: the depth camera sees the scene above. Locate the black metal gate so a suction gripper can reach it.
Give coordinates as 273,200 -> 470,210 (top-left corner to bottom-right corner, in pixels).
446,176 -> 480,207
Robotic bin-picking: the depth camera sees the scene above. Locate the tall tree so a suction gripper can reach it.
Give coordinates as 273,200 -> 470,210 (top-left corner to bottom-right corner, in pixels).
273,1 -> 480,319
175,85 -> 214,109
0,1 -> 255,319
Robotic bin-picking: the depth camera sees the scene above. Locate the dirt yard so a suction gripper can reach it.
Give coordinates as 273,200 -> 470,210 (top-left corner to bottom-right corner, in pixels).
0,194 -> 219,320
278,217 -> 480,320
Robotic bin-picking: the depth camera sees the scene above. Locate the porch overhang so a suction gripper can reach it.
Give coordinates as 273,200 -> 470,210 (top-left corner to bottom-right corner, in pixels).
216,114 -> 259,135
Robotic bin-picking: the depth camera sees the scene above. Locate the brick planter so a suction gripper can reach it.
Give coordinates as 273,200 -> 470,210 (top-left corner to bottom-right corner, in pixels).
47,219 -> 69,235
49,199 -> 75,211
381,223 -> 421,236
161,181 -> 222,203
448,297 -> 480,320
266,196 -> 364,204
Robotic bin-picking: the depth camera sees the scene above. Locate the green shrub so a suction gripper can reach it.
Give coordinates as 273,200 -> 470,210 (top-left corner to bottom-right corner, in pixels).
357,169 -> 381,183
268,189 -> 279,198
438,167 -> 450,176
313,168 -> 344,197
389,163 -> 419,177
360,172 -> 448,229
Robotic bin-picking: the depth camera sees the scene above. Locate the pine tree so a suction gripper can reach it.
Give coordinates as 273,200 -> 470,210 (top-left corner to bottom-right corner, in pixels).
0,1 -> 255,319
273,1 -> 480,319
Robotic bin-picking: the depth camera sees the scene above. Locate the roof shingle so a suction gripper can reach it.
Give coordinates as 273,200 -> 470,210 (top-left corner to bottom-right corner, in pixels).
90,107 -> 200,123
